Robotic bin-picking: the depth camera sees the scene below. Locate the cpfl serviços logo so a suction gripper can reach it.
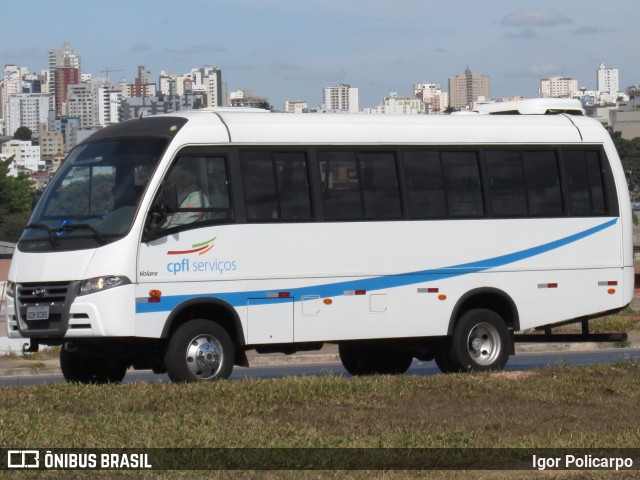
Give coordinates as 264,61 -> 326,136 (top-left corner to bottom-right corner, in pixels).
166,236 -> 238,276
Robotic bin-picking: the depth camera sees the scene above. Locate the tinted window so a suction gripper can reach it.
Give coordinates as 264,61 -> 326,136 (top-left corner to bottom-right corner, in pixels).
523,151 -> 563,216
275,152 -> 313,220
359,152 -> 402,219
403,151 -> 446,218
241,151 -> 312,221
162,155 -> 232,230
564,150 -> 606,215
242,152 -> 278,220
319,152 -> 363,220
485,151 -> 527,216
319,151 -> 401,220
442,152 -> 483,217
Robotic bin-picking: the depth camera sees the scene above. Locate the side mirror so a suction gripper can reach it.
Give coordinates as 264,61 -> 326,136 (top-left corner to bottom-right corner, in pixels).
143,182 -> 179,241
162,182 -> 179,214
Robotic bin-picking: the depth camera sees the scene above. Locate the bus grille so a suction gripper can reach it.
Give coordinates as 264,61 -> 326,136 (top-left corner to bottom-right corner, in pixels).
17,282 -> 72,332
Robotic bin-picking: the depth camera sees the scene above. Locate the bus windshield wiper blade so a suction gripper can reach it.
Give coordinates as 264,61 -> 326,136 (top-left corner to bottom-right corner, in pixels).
24,223 -> 57,246
54,223 -> 106,243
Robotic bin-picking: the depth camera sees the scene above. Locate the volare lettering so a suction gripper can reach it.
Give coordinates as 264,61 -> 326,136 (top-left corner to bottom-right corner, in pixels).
139,271 -> 158,277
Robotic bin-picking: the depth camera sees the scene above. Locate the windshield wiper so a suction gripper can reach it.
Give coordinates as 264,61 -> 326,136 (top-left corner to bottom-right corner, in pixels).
24,223 -> 57,246
53,223 -> 106,244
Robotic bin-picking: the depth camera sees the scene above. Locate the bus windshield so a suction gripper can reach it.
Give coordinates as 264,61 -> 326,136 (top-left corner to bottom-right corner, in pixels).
18,137 -> 168,252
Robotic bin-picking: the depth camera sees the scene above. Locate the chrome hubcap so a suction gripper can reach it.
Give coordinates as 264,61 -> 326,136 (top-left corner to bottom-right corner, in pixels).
185,334 -> 223,379
466,322 -> 501,366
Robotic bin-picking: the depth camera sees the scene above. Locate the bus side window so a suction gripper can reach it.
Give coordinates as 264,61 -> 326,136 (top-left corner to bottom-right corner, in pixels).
485,150 -> 527,217
522,151 -> 563,216
242,152 -> 279,220
319,152 -> 363,220
442,152 -> 484,217
274,152 -> 313,220
359,152 -> 402,219
241,151 -> 313,221
563,150 -> 607,215
160,156 -> 231,230
403,151 -> 446,218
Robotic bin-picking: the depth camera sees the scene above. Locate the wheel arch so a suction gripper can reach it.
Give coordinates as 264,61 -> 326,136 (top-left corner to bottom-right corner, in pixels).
447,287 -> 520,336
161,297 -> 246,348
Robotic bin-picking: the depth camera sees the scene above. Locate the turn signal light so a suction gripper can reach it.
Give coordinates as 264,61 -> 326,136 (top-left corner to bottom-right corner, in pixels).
148,290 -> 162,303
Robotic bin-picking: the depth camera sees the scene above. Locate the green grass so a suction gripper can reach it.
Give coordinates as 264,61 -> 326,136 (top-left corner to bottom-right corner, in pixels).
1,345 -> 60,361
524,314 -> 640,335
3,362 -> 640,478
2,362 -> 640,449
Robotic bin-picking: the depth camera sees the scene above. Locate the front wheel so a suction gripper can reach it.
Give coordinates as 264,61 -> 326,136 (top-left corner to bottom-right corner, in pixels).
449,309 -> 509,372
164,319 -> 234,382
60,348 -> 127,384
339,343 -> 413,376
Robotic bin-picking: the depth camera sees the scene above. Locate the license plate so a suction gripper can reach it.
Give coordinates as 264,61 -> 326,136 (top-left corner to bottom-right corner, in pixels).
26,306 -> 50,321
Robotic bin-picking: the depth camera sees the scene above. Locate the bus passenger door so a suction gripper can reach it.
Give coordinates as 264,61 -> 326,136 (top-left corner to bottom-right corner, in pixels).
247,298 -> 294,344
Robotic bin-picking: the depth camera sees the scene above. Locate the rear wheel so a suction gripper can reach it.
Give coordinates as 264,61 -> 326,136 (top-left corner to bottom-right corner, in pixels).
164,319 -> 234,382
449,309 -> 509,372
339,343 -> 413,376
60,348 -> 127,384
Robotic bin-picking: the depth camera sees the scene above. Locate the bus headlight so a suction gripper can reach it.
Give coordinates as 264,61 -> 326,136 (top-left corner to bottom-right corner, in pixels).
79,276 -> 131,296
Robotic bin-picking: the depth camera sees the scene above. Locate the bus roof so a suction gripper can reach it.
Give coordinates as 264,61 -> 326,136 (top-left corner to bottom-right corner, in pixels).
165,109 -> 608,146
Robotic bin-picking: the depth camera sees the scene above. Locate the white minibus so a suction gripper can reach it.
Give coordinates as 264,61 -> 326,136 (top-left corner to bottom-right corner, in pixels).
4,100 -> 634,382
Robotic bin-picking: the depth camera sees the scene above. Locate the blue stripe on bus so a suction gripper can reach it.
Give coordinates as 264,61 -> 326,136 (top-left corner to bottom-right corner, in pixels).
136,218 -> 618,314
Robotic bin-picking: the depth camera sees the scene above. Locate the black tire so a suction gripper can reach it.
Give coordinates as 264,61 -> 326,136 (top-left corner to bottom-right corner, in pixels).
339,343 -> 413,376
433,342 -> 456,374
449,308 -> 509,372
164,319 -> 234,382
60,348 -> 127,384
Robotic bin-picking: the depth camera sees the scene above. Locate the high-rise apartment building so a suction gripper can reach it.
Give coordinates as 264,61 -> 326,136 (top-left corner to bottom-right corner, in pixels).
322,84 -> 359,113
66,83 -> 97,128
1,140 -> 44,176
539,76 -> 578,98
6,93 -> 49,137
414,82 -> 448,114
49,42 -> 81,114
125,66 -> 157,98
97,85 -> 122,126
55,66 -> 80,115
284,100 -> 308,113
597,63 -> 619,94
39,123 -> 64,159
2,65 -> 22,133
137,66 -> 152,85
448,68 -> 490,110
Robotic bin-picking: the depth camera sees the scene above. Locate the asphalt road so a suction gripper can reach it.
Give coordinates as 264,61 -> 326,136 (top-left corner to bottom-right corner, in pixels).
1,347 -> 639,387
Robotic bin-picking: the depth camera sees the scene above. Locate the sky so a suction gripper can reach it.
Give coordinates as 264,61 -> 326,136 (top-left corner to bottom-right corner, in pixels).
1,0 -> 638,109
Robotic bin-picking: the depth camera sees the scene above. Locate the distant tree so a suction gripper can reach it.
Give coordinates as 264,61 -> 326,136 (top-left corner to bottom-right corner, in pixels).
0,211 -> 32,243
0,156 -> 36,242
611,131 -> 640,194
13,126 -> 33,141
256,101 -> 273,111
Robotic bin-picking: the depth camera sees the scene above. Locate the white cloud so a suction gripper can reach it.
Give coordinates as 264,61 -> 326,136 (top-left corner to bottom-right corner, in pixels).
499,10 -> 572,28
2,47 -> 40,60
573,26 -> 614,35
504,28 -> 537,39
504,64 -> 563,79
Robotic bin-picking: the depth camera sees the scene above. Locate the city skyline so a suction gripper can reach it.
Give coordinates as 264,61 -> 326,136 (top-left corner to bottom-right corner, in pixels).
1,0 -> 638,109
